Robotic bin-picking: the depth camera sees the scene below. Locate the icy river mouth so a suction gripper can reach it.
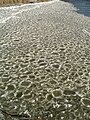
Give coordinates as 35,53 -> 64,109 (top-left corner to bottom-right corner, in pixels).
0,0 -> 90,120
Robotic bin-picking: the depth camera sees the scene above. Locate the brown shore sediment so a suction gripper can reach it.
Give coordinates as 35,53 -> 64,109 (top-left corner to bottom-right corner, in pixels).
0,0 -> 48,7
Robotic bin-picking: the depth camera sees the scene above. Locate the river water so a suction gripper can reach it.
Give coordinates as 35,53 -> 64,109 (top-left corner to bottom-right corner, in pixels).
61,0 -> 90,17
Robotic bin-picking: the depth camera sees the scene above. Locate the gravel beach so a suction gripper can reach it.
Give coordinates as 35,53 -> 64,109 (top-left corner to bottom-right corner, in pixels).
0,0 -> 90,119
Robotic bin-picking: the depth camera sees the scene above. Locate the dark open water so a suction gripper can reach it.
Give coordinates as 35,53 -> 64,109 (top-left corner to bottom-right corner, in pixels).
61,0 -> 90,17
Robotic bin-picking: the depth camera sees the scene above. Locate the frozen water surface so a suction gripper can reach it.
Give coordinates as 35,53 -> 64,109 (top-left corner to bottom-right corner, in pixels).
0,0 -> 90,119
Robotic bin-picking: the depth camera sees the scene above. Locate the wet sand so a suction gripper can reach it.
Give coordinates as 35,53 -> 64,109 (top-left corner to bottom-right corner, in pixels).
0,0 -> 90,119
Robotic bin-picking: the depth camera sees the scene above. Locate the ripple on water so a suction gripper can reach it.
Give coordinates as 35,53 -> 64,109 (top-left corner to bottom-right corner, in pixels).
29,74 -> 35,79
24,89 -> 31,94
63,89 -> 76,96
45,68 -> 51,72
2,77 -> 10,83
39,62 -> 47,67
46,93 -> 53,101
87,66 -> 90,72
20,80 -> 31,87
38,59 -> 45,63
24,70 -> 33,75
23,93 -> 32,100
16,91 -> 23,98
52,64 -> 59,69
0,71 -> 3,76
81,98 -> 90,107
52,89 -> 62,98
49,79 -> 58,85
30,58 -> 35,62
20,74 -> 27,79
6,84 -> 15,91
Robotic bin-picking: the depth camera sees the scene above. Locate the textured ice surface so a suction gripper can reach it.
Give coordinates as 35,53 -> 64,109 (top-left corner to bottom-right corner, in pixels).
0,0 -> 90,119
